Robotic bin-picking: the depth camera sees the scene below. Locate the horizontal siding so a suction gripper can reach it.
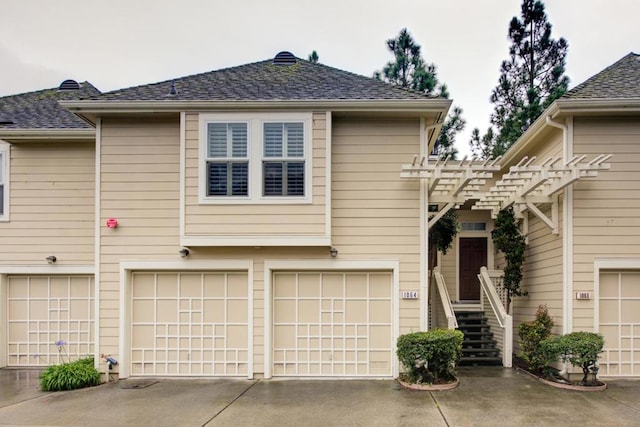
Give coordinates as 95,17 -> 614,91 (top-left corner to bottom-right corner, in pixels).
331,116 -> 421,335
511,130 -> 565,352
0,141 -> 95,264
572,117 -> 640,332
183,112 -> 327,237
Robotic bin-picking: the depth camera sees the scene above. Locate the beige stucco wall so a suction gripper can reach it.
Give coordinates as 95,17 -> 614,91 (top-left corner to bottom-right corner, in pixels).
0,141 -> 95,265
572,116 -> 640,332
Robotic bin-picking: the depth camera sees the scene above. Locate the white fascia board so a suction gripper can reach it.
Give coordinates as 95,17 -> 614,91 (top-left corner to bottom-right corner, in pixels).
0,265 -> 95,274
60,99 -> 452,114
181,235 -> 331,247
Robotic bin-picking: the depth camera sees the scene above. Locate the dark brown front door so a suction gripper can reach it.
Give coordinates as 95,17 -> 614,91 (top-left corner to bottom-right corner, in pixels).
459,237 -> 487,301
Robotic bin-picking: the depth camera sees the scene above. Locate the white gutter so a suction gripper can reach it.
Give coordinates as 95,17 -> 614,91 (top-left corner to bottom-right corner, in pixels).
545,116 -> 573,336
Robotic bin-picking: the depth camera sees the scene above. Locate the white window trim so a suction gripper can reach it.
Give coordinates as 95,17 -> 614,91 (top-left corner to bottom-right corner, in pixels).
198,112 -> 313,204
0,142 -> 9,222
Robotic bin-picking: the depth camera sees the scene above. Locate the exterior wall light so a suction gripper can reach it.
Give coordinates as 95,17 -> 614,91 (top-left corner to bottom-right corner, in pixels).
329,247 -> 338,258
179,248 -> 190,258
46,256 -> 57,264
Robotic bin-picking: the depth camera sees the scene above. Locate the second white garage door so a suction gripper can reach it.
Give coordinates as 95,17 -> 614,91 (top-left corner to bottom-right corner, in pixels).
130,271 -> 249,376
273,271 -> 393,377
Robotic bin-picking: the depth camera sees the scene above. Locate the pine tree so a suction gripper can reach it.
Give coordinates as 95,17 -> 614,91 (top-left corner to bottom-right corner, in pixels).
308,50 -> 319,64
470,0 -> 569,159
374,28 -> 464,158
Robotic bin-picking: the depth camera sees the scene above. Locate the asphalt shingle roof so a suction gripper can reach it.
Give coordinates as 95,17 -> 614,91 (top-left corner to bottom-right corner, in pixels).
0,82 -> 100,129
91,56 -> 439,102
563,52 -> 640,99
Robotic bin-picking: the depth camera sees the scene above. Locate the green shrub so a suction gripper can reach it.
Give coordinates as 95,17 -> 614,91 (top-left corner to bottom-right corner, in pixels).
397,329 -> 463,384
40,357 -> 101,391
518,305 -> 554,373
540,332 -> 604,385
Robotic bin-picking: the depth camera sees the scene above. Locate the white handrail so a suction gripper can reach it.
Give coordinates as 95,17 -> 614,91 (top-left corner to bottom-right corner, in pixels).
477,267 -> 512,367
432,267 -> 458,329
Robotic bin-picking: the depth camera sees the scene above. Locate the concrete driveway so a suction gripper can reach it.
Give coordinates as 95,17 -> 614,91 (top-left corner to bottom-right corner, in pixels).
1,367 -> 639,426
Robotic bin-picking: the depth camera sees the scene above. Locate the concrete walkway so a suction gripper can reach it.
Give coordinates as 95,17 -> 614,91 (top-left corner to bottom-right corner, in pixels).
0,367 -> 639,426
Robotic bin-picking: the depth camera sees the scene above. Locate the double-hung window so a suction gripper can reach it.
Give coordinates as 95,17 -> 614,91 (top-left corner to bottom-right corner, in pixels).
263,123 -> 305,197
205,122 -> 249,197
199,113 -> 311,204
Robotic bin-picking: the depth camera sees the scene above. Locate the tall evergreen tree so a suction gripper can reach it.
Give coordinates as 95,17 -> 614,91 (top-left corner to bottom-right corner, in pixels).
470,0 -> 569,159
375,28 -> 464,158
308,50 -> 319,64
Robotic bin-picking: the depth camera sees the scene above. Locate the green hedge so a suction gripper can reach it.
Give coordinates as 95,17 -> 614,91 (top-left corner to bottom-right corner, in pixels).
517,305 -> 554,373
540,332 -> 604,385
396,329 -> 463,384
40,357 -> 101,391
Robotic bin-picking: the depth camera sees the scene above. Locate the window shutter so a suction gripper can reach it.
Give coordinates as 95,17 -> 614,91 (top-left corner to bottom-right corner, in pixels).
286,162 -> 305,196
230,123 -> 247,157
207,162 -> 228,196
263,162 -> 283,196
285,123 -> 304,157
264,123 -> 283,157
208,123 -> 228,157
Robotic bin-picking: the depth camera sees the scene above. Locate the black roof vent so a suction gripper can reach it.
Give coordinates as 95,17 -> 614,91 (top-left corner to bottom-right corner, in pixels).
0,119 -> 14,126
273,51 -> 297,66
58,79 -> 81,91
168,81 -> 178,96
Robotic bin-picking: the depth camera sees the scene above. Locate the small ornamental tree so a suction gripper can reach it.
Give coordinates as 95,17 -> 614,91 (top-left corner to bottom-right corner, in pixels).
428,209 -> 460,270
491,207 -> 527,311
541,332 -> 604,385
517,305 -> 554,373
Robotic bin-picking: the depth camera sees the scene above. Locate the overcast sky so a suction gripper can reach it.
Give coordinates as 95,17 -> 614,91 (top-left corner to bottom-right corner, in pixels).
1,0 -> 637,155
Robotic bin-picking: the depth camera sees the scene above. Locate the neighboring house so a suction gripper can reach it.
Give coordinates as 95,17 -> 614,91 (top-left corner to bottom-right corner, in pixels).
0,51 -> 638,379
0,80 -> 100,367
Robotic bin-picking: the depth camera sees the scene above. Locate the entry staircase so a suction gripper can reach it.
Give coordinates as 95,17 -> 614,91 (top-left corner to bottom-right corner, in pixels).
431,267 -> 512,367
456,311 -> 502,365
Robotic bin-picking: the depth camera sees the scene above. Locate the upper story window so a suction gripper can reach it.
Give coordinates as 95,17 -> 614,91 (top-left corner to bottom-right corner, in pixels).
0,142 -> 9,221
199,113 -> 312,204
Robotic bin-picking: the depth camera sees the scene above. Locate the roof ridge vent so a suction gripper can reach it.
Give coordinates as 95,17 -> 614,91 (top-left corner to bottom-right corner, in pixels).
273,51 -> 297,66
58,79 -> 81,91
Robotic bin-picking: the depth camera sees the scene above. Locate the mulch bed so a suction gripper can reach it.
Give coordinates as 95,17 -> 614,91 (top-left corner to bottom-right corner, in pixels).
513,356 -> 606,391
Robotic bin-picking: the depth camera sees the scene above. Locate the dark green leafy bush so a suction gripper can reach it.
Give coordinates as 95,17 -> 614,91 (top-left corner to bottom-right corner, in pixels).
40,357 -> 101,391
540,332 -> 604,385
518,305 -> 554,373
397,329 -> 463,384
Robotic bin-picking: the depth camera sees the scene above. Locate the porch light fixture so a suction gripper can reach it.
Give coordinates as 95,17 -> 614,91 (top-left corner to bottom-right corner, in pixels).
46,255 -> 57,264
329,247 -> 338,258
179,248 -> 190,258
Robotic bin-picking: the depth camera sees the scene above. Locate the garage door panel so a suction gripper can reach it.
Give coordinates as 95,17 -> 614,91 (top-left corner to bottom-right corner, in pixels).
273,271 -> 393,377
7,275 -> 94,366
130,271 -> 248,377
599,270 -> 640,376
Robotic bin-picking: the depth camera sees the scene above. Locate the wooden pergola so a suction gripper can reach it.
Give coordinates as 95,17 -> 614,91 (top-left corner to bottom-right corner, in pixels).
401,153 -> 612,233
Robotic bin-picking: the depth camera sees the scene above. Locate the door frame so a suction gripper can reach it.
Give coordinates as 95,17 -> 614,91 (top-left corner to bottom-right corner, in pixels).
456,225 -> 494,302
263,259 -> 400,379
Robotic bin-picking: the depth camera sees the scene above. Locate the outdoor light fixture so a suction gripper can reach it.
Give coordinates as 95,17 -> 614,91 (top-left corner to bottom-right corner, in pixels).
46,256 -> 57,264
329,247 -> 338,258
179,248 -> 190,258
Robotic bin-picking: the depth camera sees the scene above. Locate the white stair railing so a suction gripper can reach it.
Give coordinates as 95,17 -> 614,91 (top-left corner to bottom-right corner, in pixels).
477,267 -> 512,367
432,267 -> 458,329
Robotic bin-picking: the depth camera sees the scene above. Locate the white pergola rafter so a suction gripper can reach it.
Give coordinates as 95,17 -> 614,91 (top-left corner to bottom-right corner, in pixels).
472,154 -> 612,233
401,152 -> 612,233
401,155 -> 502,229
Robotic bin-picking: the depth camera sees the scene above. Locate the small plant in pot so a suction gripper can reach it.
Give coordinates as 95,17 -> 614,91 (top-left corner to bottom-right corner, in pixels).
396,329 -> 463,390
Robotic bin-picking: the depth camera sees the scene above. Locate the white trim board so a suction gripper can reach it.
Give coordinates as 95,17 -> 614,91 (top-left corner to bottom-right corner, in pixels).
118,259 -> 254,379
263,259 -> 400,379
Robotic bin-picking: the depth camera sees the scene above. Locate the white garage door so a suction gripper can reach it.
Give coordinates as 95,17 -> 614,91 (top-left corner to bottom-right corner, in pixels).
599,270 -> 640,376
7,275 -> 94,366
273,271 -> 393,377
131,272 -> 249,376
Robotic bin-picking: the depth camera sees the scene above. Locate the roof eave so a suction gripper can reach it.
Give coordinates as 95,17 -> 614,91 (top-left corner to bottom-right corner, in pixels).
0,128 -> 96,141
60,99 -> 452,114
500,98 -> 640,166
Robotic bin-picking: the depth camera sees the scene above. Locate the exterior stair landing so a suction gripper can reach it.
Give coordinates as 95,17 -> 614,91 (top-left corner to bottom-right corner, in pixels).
456,311 -> 502,366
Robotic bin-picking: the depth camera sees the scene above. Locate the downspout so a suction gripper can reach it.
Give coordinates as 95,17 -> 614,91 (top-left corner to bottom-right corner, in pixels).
545,116 -> 573,336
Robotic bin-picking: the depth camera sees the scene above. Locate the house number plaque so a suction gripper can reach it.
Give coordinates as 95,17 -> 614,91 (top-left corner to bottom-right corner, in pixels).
401,290 -> 419,299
